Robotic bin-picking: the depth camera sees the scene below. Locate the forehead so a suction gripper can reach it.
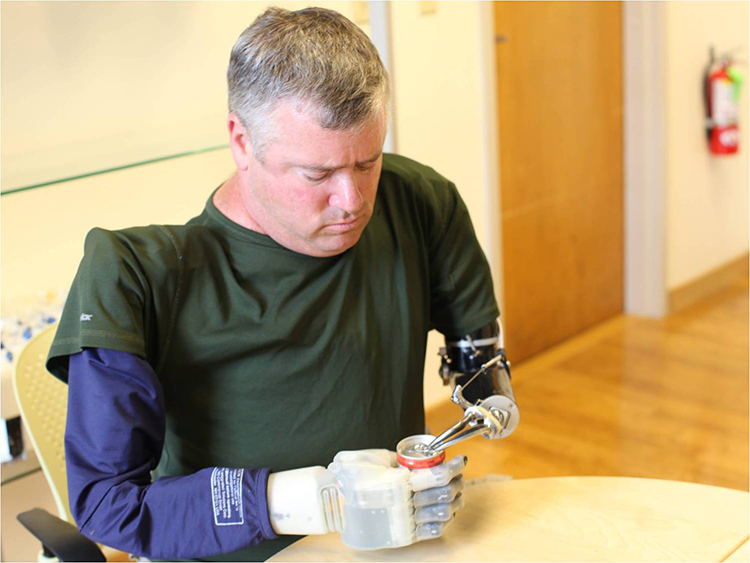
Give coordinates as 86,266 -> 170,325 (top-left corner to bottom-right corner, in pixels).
265,100 -> 386,166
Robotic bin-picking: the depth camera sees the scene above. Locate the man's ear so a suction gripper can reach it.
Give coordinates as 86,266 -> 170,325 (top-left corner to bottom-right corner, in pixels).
227,113 -> 252,171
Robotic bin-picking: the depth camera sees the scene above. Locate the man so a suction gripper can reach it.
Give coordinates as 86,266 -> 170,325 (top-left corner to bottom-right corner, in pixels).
47,6 -> 507,561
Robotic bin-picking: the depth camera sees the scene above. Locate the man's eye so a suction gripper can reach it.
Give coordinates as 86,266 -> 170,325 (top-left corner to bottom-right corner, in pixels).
304,173 -> 328,183
356,165 -> 374,173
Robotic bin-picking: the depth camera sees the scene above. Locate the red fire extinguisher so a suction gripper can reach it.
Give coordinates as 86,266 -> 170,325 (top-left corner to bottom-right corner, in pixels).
704,48 -> 743,155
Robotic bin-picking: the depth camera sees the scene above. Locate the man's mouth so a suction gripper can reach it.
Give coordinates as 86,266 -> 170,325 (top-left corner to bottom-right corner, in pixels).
325,215 -> 364,231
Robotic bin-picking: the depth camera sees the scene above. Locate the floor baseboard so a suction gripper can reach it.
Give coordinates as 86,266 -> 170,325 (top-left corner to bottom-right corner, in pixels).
669,253 -> 749,313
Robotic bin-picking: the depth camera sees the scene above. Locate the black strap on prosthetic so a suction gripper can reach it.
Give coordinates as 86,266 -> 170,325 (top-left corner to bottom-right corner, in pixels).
440,320 -> 513,405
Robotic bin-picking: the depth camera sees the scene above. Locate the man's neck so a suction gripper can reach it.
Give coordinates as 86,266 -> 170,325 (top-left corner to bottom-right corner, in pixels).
213,172 -> 265,234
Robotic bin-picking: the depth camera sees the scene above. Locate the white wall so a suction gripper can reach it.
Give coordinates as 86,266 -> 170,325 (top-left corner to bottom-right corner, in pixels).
1,1 -> 363,190
389,2 -> 499,409
664,1 -> 749,290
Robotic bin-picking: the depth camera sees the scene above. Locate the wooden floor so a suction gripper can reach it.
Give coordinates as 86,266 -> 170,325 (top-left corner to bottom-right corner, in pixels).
426,278 -> 749,491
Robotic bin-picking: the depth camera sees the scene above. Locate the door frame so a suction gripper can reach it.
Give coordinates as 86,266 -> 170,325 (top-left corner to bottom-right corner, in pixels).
622,1 -> 668,317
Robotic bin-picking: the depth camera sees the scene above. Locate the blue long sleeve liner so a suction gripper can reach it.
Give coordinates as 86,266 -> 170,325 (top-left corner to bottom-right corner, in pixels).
65,348 -> 277,559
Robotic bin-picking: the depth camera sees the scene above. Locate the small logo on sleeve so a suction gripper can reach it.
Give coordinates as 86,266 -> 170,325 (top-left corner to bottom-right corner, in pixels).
80,314 -> 93,322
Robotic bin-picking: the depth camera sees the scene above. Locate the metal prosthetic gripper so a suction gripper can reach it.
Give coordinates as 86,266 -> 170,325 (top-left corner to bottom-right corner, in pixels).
428,353 -> 520,453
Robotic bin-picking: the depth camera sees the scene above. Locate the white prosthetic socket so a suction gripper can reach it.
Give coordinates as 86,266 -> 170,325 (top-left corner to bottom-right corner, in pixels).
266,466 -> 344,535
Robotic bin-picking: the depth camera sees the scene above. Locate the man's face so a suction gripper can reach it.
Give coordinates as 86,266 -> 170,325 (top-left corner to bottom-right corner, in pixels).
231,101 -> 386,257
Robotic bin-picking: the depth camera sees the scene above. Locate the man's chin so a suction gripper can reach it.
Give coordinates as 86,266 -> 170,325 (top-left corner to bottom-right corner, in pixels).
312,230 -> 364,257
270,221 -> 368,257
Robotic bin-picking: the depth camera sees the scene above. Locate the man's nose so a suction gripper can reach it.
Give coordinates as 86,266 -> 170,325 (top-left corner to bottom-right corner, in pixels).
328,172 -> 364,214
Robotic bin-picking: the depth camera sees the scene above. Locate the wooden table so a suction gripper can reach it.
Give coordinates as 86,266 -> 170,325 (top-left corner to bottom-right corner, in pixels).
269,476 -> 749,562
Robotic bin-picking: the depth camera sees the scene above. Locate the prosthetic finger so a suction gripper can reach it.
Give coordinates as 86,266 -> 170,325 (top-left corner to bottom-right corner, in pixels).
415,516 -> 456,541
414,494 -> 464,525
413,475 -> 464,507
331,449 -> 397,468
410,455 -> 468,491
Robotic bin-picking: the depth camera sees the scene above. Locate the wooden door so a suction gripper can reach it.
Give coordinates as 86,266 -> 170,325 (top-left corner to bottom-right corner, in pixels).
496,1 -> 623,362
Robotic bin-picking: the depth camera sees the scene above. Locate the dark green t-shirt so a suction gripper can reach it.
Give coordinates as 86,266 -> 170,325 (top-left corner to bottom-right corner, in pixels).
47,153 -> 499,560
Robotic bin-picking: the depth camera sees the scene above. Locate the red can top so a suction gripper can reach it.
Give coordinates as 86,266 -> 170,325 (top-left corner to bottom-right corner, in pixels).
396,434 -> 446,469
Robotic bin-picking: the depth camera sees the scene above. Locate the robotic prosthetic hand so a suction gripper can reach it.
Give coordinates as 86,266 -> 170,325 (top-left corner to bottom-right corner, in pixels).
329,450 -> 466,548
432,319 -> 519,451
267,450 -> 466,550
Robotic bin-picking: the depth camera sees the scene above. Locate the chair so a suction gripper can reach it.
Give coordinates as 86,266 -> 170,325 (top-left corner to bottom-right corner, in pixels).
13,324 -> 124,562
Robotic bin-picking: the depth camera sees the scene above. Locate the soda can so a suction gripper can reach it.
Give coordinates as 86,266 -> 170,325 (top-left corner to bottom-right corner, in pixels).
396,434 -> 445,469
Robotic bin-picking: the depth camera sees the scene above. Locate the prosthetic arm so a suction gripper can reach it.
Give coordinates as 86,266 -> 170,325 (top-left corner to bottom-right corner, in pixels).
430,319 -> 519,451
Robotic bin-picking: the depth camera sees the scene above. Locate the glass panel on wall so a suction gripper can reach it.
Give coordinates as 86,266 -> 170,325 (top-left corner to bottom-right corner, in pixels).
0,1 -> 249,194
1,2 -> 360,195
1,1 -> 365,195
2,117 -> 229,194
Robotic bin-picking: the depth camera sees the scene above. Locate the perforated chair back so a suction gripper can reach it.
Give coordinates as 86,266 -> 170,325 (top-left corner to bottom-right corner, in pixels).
13,324 -> 72,523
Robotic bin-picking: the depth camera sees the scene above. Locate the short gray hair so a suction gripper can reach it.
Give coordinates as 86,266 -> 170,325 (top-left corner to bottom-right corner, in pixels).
227,6 -> 390,159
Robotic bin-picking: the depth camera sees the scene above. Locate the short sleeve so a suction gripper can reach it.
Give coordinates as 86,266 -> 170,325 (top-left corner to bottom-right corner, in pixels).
47,227 -> 166,382
427,181 -> 499,337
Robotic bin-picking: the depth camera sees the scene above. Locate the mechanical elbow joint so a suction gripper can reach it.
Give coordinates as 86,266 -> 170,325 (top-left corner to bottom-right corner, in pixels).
438,319 -> 519,440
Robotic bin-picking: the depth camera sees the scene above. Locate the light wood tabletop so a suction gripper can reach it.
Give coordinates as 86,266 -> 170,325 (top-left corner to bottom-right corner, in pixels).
269,476 -> 749,562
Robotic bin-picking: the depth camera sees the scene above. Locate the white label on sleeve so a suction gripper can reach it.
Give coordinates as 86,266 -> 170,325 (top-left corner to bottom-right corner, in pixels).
211,468 -> 245,526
